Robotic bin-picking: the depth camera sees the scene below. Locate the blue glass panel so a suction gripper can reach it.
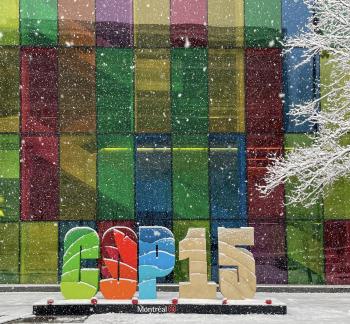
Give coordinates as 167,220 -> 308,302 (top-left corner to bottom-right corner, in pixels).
282,0 -> 311,38
283,48 -> 318,133
209,134 -> 246,220
210,219 -> 247,282
136,134 -> 172,215
58,221 -> 97,280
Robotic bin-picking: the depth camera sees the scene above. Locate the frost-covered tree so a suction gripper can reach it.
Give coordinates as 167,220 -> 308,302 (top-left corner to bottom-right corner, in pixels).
259,0 -> 350,207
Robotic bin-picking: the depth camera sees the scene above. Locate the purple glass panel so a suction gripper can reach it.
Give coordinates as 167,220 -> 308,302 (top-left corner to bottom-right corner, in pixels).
96,0 -> 133,47
171,0 -> 207,47
249,222 -> 287,284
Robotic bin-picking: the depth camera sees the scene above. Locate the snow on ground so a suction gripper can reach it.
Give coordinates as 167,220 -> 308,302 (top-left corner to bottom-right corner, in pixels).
0,292 -> 349,323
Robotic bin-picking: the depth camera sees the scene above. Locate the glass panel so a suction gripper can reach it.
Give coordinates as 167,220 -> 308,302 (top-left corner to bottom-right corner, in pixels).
59,48 -> 96,133
325,221 -> 350,284
136,135 -> 171,224
208,49 -> 244,133
247,135 -> 284,222
21,136 -> 59,221
0,48 -> 19,133
245,0 -> 281,48
135,49 -> 170,132
246,49 -> 283,135
283,49 -> 318,133
97,135 -> 134,220
20,222 -> 58,284
96,0 -> 133,47
284,134 -> 323,221
209,134 -> 246,220
58,0 -> 95,46
282,0 -> 311,38
21,48 -> 58,134
96,48 -> 134,134
58,221 -> 96,280
173,220 -> 210,282
170,0 -> 207,47
324,135 -> 350,220
0,223 -> 19,283
20,0 -> 57,46
0,135 -> 19,222
0,0 -> 19,45
173,135 -> 209,220
287,221 -> 324,284
134,0 -> 170,48
249,222 -> 287,284
210,219 -> 246,282
172,48 -> 208,134
60,135 -> 96,220
208,0 -> 244,48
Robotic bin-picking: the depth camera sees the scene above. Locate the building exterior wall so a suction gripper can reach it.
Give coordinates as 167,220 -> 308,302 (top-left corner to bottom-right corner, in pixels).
0,0 -> 348,285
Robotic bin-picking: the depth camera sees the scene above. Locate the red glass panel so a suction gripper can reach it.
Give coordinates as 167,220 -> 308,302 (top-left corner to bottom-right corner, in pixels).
247,135 -> 284,221
246,48 -> 283,134
325,221 -> 350,284
21,136 -> 59,220
170,0 -> 207,47
21,48 -> 58,134
249,222 -> 287,284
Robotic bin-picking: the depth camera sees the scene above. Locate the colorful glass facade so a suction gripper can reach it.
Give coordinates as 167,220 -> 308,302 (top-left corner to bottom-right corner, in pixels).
0,0 -> 348,286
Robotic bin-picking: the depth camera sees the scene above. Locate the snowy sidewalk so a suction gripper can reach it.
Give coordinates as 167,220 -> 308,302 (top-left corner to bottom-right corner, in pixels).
0,292 -> 350,323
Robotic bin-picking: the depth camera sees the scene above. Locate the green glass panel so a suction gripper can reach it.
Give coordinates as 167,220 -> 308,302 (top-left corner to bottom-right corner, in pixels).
0,135 -> 19,222
287,221 -> 324,284
0,48 -> 19,132
20,0 -> 58,46
173,220 -> 210,282
0,223 -> 19,283
60,135 -> 96,220
97,135 -> 134,220
172,48 -> 208,134
173,135 -> 209,220
245,0 -> 281,48
0,0 -> 19,45
135,49 -> 171,132
324,134 -> 350,219
284,134 -> 323,221
20,222 -> 58,284
96,48 -> 134,134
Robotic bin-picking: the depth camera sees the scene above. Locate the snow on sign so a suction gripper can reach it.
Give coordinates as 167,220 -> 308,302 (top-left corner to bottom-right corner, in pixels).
60,226 -> 256,301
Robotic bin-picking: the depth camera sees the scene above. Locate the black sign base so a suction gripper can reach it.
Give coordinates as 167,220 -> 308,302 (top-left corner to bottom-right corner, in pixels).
33,302 -> 287,316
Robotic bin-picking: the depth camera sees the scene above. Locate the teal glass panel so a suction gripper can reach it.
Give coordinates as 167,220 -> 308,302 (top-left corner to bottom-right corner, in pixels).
173,135 -> 209,220
284,134 -> 323,221
0,135 -> 19,222
20,222 -> 58,284
0,48 -> 19,133
173,220 -> 210,282
245,0 -> 282,48
97,48 -> 134,134
20,0 -> 58,46
287,221 -> 325,284
0,1 -> 19,45
172,48 -> 208,134
0,223 -> 19,283
97,135 -> 134,220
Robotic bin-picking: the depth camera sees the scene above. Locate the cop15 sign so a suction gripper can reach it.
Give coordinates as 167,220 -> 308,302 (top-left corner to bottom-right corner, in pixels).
60,226 -> 256,300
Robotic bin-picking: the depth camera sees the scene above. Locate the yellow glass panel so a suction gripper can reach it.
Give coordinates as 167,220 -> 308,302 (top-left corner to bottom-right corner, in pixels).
208,0 -> 244,48
135,49 -> 171,132
134,0 -> 170,48
209,49 -> 245,132
0,0 -> 19,45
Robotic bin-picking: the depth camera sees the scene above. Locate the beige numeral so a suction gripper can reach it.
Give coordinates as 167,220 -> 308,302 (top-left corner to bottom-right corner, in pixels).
218,227 -> 256,300
178,228 -> 217,299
